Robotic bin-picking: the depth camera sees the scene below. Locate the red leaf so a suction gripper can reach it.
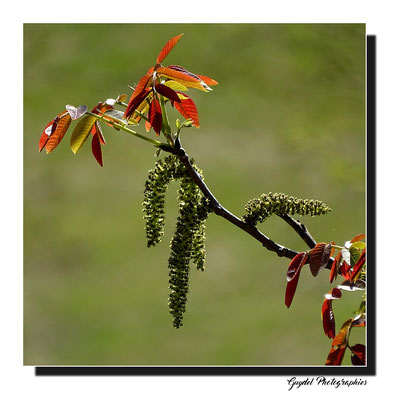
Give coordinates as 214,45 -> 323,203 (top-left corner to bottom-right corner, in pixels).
124,74 -> 152,118
91,121 -> 106,145
168,65 -> 218,88
349,249 -> 366,282
174,92 -> 200,128
156,33 -> 184,64
124,88 -> 151,120
285,252 -> 308,308
168,64 -> 202,81
350,344 -> 366,365
309,242 -> 332,277
326,346 -> 346,365
350,233 -> 366,243
329,251 -> 342,283
91,124 -> 103,167
321,299 -> 335,338
197,74 -> 219,86
44,112 -> 72,154
39,120 -> 55,152
352,315 -> 366,328
321,288 -> 342,339
148,98 -> 163,136
157,67 -> 209,91
340,261 -> 351,280
155,83 -> 181,105
332,318 -> 353,347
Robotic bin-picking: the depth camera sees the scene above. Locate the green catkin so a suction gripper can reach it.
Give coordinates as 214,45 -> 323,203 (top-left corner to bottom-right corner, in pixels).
143,156 -> 178,247
243,192 -> 331,226
143,155 -> 211,328
168,174 -> 200,328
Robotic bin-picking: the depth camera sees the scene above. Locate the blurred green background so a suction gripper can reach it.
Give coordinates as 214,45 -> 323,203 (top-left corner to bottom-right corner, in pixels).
24,23 -> 365,365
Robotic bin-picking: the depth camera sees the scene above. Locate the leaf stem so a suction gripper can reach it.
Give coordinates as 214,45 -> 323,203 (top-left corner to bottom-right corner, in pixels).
86,111 -> 168,149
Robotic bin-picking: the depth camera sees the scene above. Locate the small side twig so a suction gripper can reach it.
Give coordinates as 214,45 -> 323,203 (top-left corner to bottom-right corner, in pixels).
171,146 -> 334,271
278,213 -> 317,249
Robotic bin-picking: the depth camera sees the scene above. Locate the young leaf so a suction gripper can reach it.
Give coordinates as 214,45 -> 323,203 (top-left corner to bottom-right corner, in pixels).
154,83 -> 181,105
124,74 -> 152,118
91,121 -> 106,145
124,88 -> 151,120
350,233 -> 366,243
321,299 -> 335,338
349,249 -> 366,282
329,251 -> 342,283
174,92 -> 200,128
167,65 -> 214,91
332,318 -> 353,347
147,98 -> 163,135
197,74 -> 219,86
157,67 -> 210,92
341,247 -> 351,265
349,244 -> 364,267
44,113 -> 72,154
321,288 -> 342,339
338,279 -> 365,291
325,346 -> 346,366
39,120 -> 56,152
66,104 -> 87,120
285,252 -> 308,308
70,114 -> 97,154
103,109 -> 127,125
340,260 -> 351,280
91,124 -> 103,167
309,242 -> 331,277
163,80 -> 188,91
156,33 -> 184,64
350,344 -> 366,365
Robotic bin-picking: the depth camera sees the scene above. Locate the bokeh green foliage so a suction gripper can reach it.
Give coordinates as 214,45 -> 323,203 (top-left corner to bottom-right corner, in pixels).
24,23 -> 365,365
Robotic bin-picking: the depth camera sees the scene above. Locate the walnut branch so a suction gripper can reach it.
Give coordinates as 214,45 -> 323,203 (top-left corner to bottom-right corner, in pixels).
169,146 -> 334,270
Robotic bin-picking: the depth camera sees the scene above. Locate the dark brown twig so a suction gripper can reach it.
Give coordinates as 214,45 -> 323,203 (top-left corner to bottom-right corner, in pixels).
278,213 -> 317,249
171,146 -> 333,270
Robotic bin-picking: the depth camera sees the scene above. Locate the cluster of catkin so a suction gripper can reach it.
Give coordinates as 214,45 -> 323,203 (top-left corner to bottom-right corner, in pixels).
143,156 -> 211,328
243,192 -> 331,226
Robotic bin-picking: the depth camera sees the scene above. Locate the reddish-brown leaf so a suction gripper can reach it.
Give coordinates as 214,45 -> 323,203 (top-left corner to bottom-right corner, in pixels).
91,126 -> 103,167
329,251 -> 342,283
351,233 -> 366,243
285,252 -> 308,308
332,318 -> 353,347
91,121 -> 106,145
325,346 -> 346,366
174,92 -> 200,128
156,34 -> 184,64
340,261 -> 351,280
349,249 -> 366,282
167,65 -> 202,81
124,88 -> 151,120
321,288 -> 342,339
154,83 -> 181,105
147,98 -> 163,136
124,74 -> 152,118
350,344 -> 366,365
44,112 -> 72,154
39,120 -> 56,152
157,67 -> 209,91
309,242 -> 332,277
197,74 -> 219,86
321,299 -> 335,339
352,315 -> 366,328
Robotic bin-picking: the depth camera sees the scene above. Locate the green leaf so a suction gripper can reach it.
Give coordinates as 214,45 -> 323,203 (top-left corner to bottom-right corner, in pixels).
349,242 -> 365,267
70,115 -> 97,154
